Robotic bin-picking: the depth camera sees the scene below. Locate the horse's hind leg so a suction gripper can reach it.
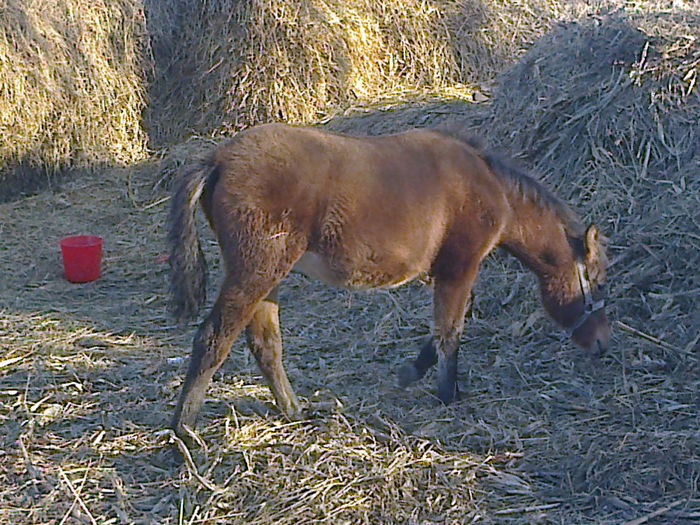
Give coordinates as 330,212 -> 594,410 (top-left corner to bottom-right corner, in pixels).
245,287 -> 301,417
172,280 -> 276,437
172,235 -> 304,438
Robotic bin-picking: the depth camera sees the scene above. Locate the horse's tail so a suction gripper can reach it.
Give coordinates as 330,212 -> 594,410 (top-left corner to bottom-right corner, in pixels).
168,156 -> 213,324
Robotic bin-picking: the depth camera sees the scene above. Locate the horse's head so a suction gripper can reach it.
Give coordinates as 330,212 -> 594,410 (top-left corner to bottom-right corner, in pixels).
542,224 -> 610,356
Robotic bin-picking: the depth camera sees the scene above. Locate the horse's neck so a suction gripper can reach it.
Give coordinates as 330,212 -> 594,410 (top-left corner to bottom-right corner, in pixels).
500,196 -> 578,302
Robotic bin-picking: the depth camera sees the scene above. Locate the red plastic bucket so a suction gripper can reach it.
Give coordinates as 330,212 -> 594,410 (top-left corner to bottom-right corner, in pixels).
59,235 -> 103,283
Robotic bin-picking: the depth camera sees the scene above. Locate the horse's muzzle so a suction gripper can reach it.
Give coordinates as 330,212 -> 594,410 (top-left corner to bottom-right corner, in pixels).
592,337 -> 607,358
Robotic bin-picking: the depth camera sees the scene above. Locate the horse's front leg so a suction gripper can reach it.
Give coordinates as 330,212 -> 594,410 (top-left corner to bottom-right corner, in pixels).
397,336 -> 437,388
397,273 -> 477,402
432,270 -> 478,404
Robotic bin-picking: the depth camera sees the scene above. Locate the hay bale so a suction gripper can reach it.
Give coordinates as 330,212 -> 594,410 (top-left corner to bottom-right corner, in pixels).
470,3 -> 699,369
0,0 -> 149,200
147,0 -> 561,146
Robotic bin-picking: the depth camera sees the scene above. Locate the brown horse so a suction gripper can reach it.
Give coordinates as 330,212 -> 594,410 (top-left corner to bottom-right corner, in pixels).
168,123 -> 609,437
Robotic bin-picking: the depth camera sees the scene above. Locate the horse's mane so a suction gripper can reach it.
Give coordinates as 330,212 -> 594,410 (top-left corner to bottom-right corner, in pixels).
434,126 -> 584,237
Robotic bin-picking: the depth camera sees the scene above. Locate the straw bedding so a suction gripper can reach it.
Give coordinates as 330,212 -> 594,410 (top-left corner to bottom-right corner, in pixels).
0,0 -> 698,523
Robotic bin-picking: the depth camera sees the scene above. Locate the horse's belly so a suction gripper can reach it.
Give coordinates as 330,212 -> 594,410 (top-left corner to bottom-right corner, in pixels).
293,251 -> 344,287
292,250 -> 425,290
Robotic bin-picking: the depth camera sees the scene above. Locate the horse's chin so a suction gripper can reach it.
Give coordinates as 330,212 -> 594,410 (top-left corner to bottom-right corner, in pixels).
572,336 -> 604,358
589,337 -> 607,358
572,319 -> 610,358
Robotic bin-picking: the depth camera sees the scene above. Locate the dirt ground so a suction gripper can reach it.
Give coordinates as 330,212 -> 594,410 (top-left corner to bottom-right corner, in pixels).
0,101 -> 697,524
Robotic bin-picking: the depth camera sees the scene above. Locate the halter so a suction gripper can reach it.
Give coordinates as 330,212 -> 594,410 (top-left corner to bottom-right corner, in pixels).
566,262 -> 605,337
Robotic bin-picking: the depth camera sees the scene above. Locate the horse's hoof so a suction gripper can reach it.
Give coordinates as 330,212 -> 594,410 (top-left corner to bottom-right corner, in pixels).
397,363 -> 419,388
170,443 -> 186,465
437,382 -> 460,405
281,399 -> 305,421
172,422 -> 206,450
284,408 -> 304,421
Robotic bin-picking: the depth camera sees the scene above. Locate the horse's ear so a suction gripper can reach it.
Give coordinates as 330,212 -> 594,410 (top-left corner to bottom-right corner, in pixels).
584,224 -> 599,262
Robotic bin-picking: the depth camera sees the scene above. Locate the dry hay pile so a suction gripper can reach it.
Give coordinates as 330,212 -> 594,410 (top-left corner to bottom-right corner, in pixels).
146,0 -> 561,146
478,4 -> 699,351
0,0 -> 149,200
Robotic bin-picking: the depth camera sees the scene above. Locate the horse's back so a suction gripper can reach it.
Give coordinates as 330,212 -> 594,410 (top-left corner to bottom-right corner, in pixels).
207,123 -> 509,288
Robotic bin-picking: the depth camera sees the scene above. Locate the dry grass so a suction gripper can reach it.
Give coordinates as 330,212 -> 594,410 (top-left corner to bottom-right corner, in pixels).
0,0 -> 698,523
146,0 -> 561,146
0,0 -> 149,200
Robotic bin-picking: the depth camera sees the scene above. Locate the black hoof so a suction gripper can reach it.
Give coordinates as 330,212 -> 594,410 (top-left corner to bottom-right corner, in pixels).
437,382 -> 460,405
397,363 -> 420,388
170,443 -> 185,465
